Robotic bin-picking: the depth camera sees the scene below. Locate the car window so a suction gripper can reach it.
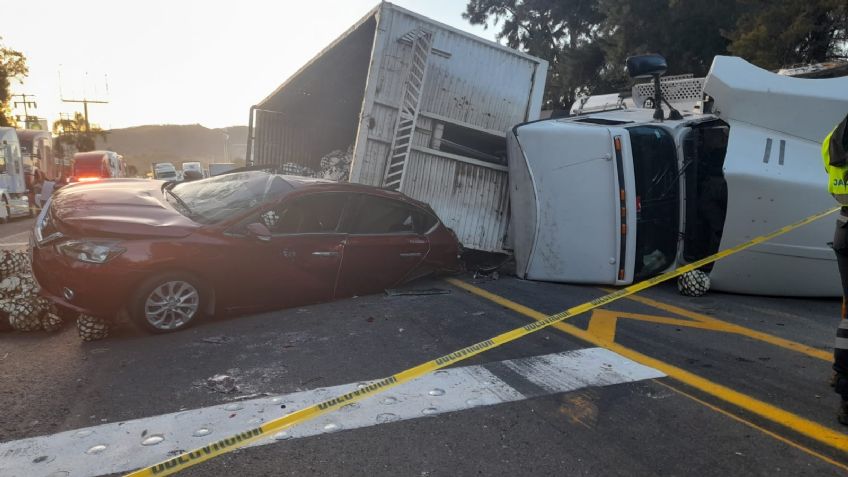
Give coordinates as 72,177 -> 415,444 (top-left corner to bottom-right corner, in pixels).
170,171 -> 293,224
351,195 -> 434,235
264,193 -> 348,234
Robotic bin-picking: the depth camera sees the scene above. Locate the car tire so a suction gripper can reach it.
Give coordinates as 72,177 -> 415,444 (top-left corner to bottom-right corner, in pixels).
130,272 -> 206,334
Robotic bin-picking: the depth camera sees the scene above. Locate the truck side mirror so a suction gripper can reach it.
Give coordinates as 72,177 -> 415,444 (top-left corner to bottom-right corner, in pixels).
246,222 -> 272,241
625,54 -> 668,79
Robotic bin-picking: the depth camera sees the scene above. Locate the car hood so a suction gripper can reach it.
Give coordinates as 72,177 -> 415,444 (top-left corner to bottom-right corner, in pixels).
51,179 -> 201,238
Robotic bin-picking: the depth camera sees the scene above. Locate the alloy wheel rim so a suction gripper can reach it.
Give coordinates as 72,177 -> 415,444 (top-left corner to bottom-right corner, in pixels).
144,280 -> 199,330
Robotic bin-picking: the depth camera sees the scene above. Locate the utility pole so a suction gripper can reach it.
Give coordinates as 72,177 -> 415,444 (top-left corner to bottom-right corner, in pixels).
61,98 -> 109,132
12,93 -> 40,128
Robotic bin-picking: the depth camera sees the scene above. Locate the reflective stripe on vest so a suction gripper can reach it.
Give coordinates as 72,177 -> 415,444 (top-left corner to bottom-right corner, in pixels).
824,127 -> 848,201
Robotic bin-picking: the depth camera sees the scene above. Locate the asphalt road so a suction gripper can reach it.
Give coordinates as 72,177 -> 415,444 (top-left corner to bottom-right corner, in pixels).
1,217 -> 846,476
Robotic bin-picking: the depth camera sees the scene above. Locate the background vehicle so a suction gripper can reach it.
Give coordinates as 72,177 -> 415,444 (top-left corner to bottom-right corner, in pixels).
31,171 -> 460,333
508,55 -> 847,297
17,129 -> 57,180
0,128 -> 32,221
70,151 -> 125,183
151,162 -> 178,180
181,161 -> 203,178
208,162 -> 235,176
247,2 -> 547,253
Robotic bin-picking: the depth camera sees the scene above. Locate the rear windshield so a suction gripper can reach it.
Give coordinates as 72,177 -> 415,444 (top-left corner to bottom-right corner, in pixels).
74,157 -> 102,176
168,171 -> 293,224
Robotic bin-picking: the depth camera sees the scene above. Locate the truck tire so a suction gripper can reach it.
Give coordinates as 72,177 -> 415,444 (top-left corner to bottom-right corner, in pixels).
129,272 -> 207,333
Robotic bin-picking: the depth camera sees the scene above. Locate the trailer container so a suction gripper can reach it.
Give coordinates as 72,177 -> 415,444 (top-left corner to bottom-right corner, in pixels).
247,2 -> 547,252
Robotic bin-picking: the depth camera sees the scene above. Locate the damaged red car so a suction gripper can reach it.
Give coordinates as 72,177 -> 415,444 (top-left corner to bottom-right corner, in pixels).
31,171 -> 460,333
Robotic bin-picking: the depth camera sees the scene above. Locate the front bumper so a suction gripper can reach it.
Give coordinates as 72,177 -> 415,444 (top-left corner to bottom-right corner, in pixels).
31,238 -> 141,319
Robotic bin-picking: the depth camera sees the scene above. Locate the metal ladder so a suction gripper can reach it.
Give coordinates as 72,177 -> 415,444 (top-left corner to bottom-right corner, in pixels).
382,29 -> 433,190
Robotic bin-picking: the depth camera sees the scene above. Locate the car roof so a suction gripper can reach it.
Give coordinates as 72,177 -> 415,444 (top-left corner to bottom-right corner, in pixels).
276,174 -> 431,209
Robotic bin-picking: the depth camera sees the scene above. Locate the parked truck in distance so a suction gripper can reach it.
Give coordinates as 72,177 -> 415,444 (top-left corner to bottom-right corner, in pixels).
151,162 -> 178,180
0,127 -> 32,221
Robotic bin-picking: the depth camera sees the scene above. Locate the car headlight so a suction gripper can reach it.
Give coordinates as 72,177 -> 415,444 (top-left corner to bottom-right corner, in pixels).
56,240 -> 126,264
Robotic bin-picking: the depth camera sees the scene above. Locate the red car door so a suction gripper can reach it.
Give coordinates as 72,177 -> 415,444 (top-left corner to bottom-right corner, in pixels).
335,194 -> 431,298
226,192 -> 351,312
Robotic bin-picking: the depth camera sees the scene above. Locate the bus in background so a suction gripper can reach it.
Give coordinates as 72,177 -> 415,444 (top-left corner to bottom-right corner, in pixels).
70,151 -> 125,183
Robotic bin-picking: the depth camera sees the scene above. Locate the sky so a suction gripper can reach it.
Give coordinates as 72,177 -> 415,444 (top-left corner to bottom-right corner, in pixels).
4,1 -> 500,130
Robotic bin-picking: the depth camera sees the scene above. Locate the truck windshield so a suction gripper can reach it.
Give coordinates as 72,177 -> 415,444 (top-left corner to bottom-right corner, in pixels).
628,126 -> 680,280
168,171 -> 293,224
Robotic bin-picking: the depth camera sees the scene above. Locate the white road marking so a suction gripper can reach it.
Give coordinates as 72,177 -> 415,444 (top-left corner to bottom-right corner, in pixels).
0,348 -> 663,477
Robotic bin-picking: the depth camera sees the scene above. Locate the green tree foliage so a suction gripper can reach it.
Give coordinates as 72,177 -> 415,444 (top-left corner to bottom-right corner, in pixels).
53,112 -> 107,154
464,0 -> 607,108
465,0 -> 847,107
729,0 -> 848,70
0,39 -> 28,127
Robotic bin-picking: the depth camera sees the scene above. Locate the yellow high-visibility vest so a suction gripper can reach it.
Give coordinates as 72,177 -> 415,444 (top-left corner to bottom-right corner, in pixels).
824,116 -> 848,203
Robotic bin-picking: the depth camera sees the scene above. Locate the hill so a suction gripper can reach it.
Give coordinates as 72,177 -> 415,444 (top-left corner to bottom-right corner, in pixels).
95,124 -> 248,175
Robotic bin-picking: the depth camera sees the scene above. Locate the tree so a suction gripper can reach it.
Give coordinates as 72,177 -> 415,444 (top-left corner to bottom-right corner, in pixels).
729,0 -> 848,70
464,0 -> 607,109
465,0 -> 847,107
53,112 -> 107,154
0,38 -> 28,127
599,0 -> 739,81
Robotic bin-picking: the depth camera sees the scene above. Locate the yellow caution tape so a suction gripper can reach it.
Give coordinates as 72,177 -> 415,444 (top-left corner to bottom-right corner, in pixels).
125,206 -> 839,476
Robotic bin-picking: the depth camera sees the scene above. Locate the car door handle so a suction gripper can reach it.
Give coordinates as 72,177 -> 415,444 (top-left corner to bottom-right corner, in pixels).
312,251 -> 339,257
399,252 -> 423,258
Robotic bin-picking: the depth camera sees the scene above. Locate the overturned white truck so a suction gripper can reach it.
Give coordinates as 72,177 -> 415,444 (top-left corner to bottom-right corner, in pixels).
247,2 -> 547,252
508,55 -> 847,297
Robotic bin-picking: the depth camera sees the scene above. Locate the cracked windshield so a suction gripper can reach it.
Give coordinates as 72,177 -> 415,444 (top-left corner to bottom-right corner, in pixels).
2,1 -> 848,476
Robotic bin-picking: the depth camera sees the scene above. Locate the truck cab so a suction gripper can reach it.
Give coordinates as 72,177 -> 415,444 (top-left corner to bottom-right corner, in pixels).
507,55 -> 847,297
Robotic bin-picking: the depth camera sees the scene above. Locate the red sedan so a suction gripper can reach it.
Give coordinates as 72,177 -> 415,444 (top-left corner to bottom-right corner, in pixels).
31,171 -> 460,333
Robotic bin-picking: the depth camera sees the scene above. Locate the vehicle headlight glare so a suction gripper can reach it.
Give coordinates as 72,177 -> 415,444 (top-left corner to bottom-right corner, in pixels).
56,240 -> 126,264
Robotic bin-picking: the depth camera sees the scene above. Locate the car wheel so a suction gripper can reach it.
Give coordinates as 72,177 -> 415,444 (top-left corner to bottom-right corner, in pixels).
130,273 -> 205,333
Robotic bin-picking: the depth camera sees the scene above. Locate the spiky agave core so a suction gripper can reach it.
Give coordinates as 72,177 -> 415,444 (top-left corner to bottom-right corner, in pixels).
677,270 -> 711,297
0,249 -> 65,333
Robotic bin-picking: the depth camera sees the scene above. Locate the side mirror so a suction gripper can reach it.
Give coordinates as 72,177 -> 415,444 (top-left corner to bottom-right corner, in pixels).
246,222 -> 272,242
625,54 -> 668,79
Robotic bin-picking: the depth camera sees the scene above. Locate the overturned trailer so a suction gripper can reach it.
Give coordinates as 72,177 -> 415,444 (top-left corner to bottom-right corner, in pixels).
247,2 -> 547,252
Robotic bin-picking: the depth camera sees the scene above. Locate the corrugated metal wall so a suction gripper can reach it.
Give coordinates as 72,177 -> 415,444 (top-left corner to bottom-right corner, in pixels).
404,150 -> 509,251
349,5 -> 544,251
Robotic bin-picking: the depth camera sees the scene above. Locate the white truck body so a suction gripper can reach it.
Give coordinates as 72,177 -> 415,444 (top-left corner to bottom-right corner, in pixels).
248,2 -> 547,252
508,56 -> 846,297
0,128 -> 31,221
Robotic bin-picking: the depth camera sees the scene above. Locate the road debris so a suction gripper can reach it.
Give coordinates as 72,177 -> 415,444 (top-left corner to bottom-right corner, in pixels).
206,374 -> 239,394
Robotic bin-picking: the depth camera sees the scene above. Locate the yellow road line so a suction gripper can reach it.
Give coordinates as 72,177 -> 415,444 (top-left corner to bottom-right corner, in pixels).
447,278 -> 848,455
655,380 -> 848,473
615,292 -> 832,361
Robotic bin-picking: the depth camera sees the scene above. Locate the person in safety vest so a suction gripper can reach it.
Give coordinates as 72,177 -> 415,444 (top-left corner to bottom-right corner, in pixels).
823,113 -> 848,425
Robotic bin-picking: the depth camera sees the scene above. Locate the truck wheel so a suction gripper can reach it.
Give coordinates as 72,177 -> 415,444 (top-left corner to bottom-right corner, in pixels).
129,272 -> 206,333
